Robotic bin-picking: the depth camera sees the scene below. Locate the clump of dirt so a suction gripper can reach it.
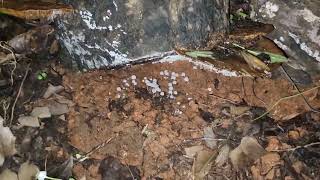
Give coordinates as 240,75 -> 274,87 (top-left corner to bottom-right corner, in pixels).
63,60 -> 320,179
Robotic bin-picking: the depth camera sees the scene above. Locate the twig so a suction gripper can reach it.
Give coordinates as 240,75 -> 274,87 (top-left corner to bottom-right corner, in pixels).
0,41 -> 18,85
209,93 -> 239,104
280,65 -> 320,113
83,134 -> 118,158
252,85 -> 320,121
9,63 -> 30,126
271,142 -> 320,152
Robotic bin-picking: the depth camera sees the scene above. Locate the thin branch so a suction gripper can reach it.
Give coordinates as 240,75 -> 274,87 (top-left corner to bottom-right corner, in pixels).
9,63 -> 30,126
271,142 -> 320,152
252,85 -> 320,121
280,65 -> 320,114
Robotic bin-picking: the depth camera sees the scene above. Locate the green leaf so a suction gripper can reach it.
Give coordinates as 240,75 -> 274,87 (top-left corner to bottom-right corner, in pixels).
261,52 -> 288,63
233,43 -> 288,63
185,50 -> 216,60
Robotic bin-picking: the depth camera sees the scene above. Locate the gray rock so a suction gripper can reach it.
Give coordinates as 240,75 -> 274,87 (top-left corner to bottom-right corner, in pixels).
17,116 -> 40,127
56,0 -> 229,69
250,0 -> 320,74
31,107 -> 51,119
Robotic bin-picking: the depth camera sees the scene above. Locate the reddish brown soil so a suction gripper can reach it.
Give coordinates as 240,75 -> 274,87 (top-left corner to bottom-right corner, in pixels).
62,60 -> 320,179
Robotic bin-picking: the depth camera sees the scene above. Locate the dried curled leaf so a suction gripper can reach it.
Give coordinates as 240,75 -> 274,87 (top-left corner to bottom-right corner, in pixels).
0,169 -> 18,180
192,150 -> 217,180
0,1 -> 73,20
0,116 -> 16,166
240,51 -> 270,72
18,162 -> 40,180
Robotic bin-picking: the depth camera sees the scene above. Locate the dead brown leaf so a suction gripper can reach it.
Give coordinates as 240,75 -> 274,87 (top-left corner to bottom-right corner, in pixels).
18,161 -> 40,180
192,150 -> 217,180
0,116 -> 16,166
0,169 -> 18,180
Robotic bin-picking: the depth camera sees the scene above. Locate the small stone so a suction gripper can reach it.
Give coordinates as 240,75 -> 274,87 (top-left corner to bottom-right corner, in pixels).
181,72 -> 186,77
43,84 -> 64,99
48,102 -> 69,115
288,130 -> 300,140
160,71 -> 164,75
173,91 -> 178,95
18,116 -> 40,127
185,146 -> 204,158
208,88 -> 212,92
31,107 -> 51,119
131,75 -> 136,80
184,77 -> 189,82
172,81 -> 177,85
116,87 -> 122,91
58,115 -> 66,121
160,92 -> 165,96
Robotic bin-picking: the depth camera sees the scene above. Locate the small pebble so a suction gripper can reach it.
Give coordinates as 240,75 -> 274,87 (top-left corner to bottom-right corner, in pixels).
131,75 -> 136,80
116,87 -> 122,91
169,86 -> 173,91
116,94 -> 121,98
160,92 -> 165,96
208,88 -> 212,92
181,72 -> 186,77
172,81 -> 177,85
168,82 -> 173,87
177,102 -> 181,105
184,77 -> 189,82
122,79 -> 127,83
164,70 -> 169,76
173,91 -> 178,95
160,71 -> 164,75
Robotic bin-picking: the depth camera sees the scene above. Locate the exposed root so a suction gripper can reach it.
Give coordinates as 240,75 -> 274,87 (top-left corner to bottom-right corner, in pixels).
271,142 -> 320,152
9,63 -> 30,126
280,65 -> 320,114
252,85 -> 320,121
0,41 -> 18,85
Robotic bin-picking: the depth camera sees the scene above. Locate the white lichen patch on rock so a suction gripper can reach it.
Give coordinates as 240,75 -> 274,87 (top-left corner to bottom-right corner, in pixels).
259,1 -> 279,18
158,55 -> 239,77
289,32 -> 320,62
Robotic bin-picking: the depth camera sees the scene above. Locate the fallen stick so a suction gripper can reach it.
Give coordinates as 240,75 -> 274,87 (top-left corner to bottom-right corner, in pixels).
9,63 -> 30,126
252,85 -> 320,121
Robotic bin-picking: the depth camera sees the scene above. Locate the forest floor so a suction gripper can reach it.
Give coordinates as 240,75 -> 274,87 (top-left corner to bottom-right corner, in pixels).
1,1 -> 320,180
1,50 -> 320,179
